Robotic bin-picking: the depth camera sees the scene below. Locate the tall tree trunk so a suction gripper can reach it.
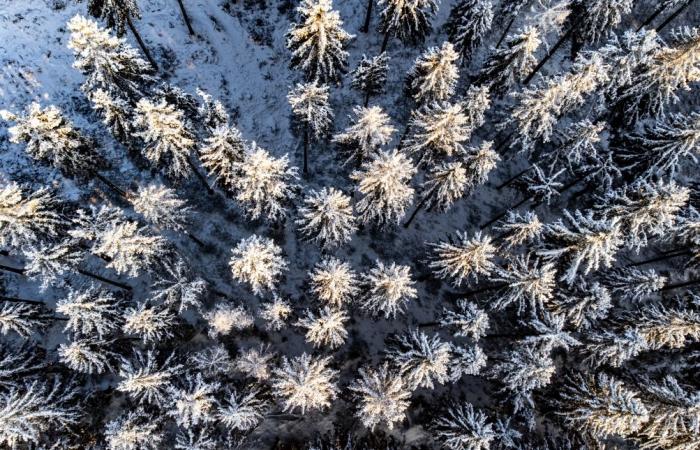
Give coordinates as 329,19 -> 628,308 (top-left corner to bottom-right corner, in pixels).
176,0 -> 196,36
402,186 -> 437,228
380,32 -> 390,54
396,123 -> 411,152
364,89 -> 371,107
661,277 -> 700,292
656,0 -> 696,32
126,15 -> 158,71
0,295 -> 44,305
637,2 -> 672,30
628,250 -> 690,267
480,195 -> 532,229
186,157 -> 215,195
497,165 -> 532,189
361,0 -> 374,33
184,231 -> 206,248
496,16 -> 516,48
303,127 -> 309,177
77,268 -> 132,291
523,24 -> 576,85
92,171 -> 128,199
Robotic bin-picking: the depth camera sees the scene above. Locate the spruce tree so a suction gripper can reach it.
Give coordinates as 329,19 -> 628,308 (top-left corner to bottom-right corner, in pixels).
445,0 -> 494,62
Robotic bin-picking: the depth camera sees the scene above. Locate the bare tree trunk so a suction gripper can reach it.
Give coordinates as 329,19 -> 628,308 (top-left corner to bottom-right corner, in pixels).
497,166 -> 532,189
364,89 -> 371,107
303,127 -> 309,177
186,157 -> 215,195
184,230 -> 206,248
480,194 -> 532,229
0,295 -> 44,305
77,268 -> 132,291
628,250 -> 690,267
126,15 -> 158,71
637,2 -> 672,30
656,0 -> 696,32
402,186 -> 437,228
661,277 -> 700,292
496,16 -> 515,48
523,24 -> 576,85
361,0 -> 373,33
380,32 -> 390,54
176,0 -> 196,36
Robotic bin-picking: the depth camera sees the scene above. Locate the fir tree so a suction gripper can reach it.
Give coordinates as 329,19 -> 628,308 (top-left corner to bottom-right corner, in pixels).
360,260 -> 417,318
0,183 -> 66,249
218,388 -> 268,432
296,307 -> 349,349
449,344 -> 487,380
229,235 -> 288,296
429,231 -> 496,286
440,299 -> 490,340
333,106 -> 396,166
406,42 -> 460,103
22,241 -> 83,290
232,143 -> 298,221
491,254 -> 557,314
288,82 -> 333,176
89,89 -> 133,142
351,149 -> 416,227
491,344 -> 555,412
575,0 -> 635,45
432,403 -> 498,450
600,267 -> 666,302
58,339 -> 114,374
123,303 -> 176,342
351,53 -> 390,106
477,26 -> 542,95
0,302 -> 51,338
117,349 -> 182,406
105,410 -> 163,450
377,0 -> 438,51
297,187 -> 357,249
56,285 -> 123,338
286,0 -> 352,82
495,211 -> 544,248
131,184 -> 192,231
234,345 -> 274,381
405,101 -> 471,165
445,0 -> 494,62
550,280 -> 612,329
387,329 -> 451,389
199,124 -> 245,191
272,354 -> 338,413
151,260 -> 207,313
95,221 -> 168,277
258,296 -> 293,331
309,258 -> 360,308
349,362 -> 411,430
168,374 -> 219,428
204,303 -> 254,339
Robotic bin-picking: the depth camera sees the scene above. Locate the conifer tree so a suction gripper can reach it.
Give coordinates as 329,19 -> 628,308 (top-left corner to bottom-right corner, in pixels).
218,388 -> 268,432
56,285 -> 123,338
105,410 -> 163,450
22,241 -> 83,290
95,221 -> 168,277
286,0 -> 352,82
387,329 -> 451,389
351,149 -> 416,227
405,102 -> 471,166
296,307 -> 349,349
58,339 -> 114,374
445,0 -> 494,62
495,211 -> 544,248
204,303 -> 254,338
377,0 -> 438,51
477,26 -> 542,95
89,89 -> 133,142
288,82 -> 333,176
296,187 -> 357,249
229,235 -> 288,296
433,403 -> 508,450
0,302 -> 51,338
575,0 -> 635,46
414,161 -> 469,215
429,231 -> 496,286
123,303 -> 176,342
349,362 -> 411,430
601,267 -> 666,302
351,53 -> 390,106
440,299 -> 490,340
361,260 -> 417,318
234,345 -> 274,381
406,42 -> 460,103
309,258 -> 360,308
491,344 -> 555,412
117,349 -> 182,406
0,183 -> 65,249
199,124 -> 245,192
490,254 -> 557,314
272,354 -> 338,413
333,106 -> 395,166
232,143 -> 298,221
131,184 -> 192,231
258,296 -> 293,331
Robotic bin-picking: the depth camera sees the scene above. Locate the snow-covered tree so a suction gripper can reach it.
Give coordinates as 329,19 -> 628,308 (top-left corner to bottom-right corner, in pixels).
406,42 -> 460,103
22,240 -> 83,290
123,303 -> 176,342
286,0 -> 352,82
131,184 -> 191,231
491,344 -> 555,412
1,103 -> 102,177
450,344 -> 487,380
556,372 -> 649,438
105,409 -> 163,450
477,26 -> 542,94
189,345 -> 232,378
575,0 -> 634,45
0,379 -> 79,448
203,303 -> 254,338
378,0 -> 438,47
66,15 -> 154,97
360,260 -> 417,318
333,106 -> 395,166
0,183 -> 66,249
218,388 -> 268,432
584,328 -> 647,368
523,312 -> 580,352
521,165 -> 564,205
0,302 -> 51,338
117,349 -> 182,406
69,204 -> 125,243
309,258 -> 360,308
433,403 -> 498,450
351,53 -> 390,105
634,303 -> 700,351
420,161 -> 469,212
405,102 -> 471,165
550,280 -> 612,329
621,111 -> 700,178
441,300 -> 490,340
272,354 -> 338,413
349,362 -> 411,430
232,143 -> 298,221
351,150 -> 416,227
464,141 -> 500,186
58,339 -> 114,374
199,124 -> 245,191
538,210 -> 623,284
490,255 -> 557,314
288,82 -> 333,176
387,329 -> 451,389
80,0 -> 140,37
229,235 -> 287,295
495,211 -> 544,248
56,286 -> 123,338
234,345 -> 274,381
169,374 -> 219,428
296,187 -> 357,249
151,260 -> 207,313
296,307 -> 349,349
258,296 -> 292,331
89,89 -> 133,142
133,98 -> 196,179
95,221 -> 168,277
601,267 -> 666,302
173,428 -> 216,450
445,0 -> 494,62
429,231 -> 496,286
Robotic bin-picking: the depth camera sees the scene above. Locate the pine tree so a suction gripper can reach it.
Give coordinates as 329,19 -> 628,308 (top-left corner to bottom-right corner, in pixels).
1,103 -> 103,177
464,141 -> 500,186
297,188 -> 357,249
633,303 -> 700,351
349,362 -> 411,430
405,102 -> 470,165
58,339 -> 114,374
123,303 -> 176,342
296,307 -> 349,349
351,149 -> 416,227
445,0 -> 494,62
69,204 -> 125,243
234,345 -> 274,381
89,89 -> 133,142
378,0 -> 438,51
490,254 -> 557,314
131,184 -> 192,231
432,403 -> 497,450
117,349 -> 182,406
151,260 -> 207,313
538,210 -> 623,284
351,53 -> 390,106
95,221 -> 168,277
617,27 -> 700,119
620,111 -> 700,178
199,123 -> 245,191
56,285 -> 123,338
204,303 -> 254,339
259,296 -> 293,331
491,344 -> 555,412
309,258 -> 360,308
523,312 -> 580,352
22,241 -> 83,290
232,143 -> 298,221
419,161 -> 469,212
0,183 -> 65,249
360,260 -> 417,318
544,120 -> 605,172
229,235 -> 288,295
440,299 -> 490,340
189,345 -> 232,378
333,106 -> 396,166
477,26 -> 542,95
288,82 -> 333,176
601,267 -> 666,302
449,344 -> 487,380
0,302 -> 51,338
168,374 -> 219,428
429,231 -> 496,286
0,379 -> 80,448
105,410 -> 163,450
133,98 -> 197,180
521,165 -> 564,205
556,372 -> 649,438
387,329 -> 451,389
67,15 -> 155,95
575,0 -> 635,45
286,0 -> 352,82
218,388 -> 268,432
495,211 -> 544,248
406,42 -> 460,103
549,280 -> 612,329
272,354 -> 338,413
